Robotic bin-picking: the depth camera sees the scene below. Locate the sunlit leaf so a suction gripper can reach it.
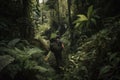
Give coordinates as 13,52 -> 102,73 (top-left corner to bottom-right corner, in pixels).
77,15 -> 88,21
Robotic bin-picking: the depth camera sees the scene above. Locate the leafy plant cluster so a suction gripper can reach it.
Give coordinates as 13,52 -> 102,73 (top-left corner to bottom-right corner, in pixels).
63,19 -> 120,80
0,39 -> 55,80
73,5 -> 99,35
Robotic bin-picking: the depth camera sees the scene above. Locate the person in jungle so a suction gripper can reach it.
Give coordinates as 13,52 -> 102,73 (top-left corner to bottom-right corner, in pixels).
50,35 -> 64,69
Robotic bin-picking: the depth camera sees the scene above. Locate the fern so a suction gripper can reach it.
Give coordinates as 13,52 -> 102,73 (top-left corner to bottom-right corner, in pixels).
8,38 -> 21,47
0,55 -> 14,71
27,47 -> 44,56
0,39 -> 55,80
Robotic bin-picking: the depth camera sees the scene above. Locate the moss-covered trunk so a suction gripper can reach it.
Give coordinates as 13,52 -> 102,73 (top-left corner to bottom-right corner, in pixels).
0,0 -> 34,40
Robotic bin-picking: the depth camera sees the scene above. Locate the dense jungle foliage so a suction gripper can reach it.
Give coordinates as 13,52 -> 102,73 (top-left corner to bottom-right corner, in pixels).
0,0 -> 120,80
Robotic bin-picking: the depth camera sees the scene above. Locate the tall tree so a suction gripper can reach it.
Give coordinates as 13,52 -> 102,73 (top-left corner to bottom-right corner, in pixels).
67,0 -> 72,29
67,0 -> 74,50
57,0 -> 60,29
41,0 -> 45,24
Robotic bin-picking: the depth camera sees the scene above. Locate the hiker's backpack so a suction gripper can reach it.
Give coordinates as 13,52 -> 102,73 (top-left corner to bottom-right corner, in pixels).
50,39 -> 63,52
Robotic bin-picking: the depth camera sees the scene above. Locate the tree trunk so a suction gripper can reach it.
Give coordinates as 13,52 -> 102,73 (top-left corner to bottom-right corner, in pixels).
67,0 -> 74,50
67,0 -> 72,29
57,0 -> 61,30
41,0 -> 44,24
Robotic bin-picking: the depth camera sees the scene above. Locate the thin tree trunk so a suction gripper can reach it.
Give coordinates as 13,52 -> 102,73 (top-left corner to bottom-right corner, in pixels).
41,0 -> 44,24
57,0 -> 61,30
23,0 -> 31,18
67,0 -> 74,50
67,0 -> 72,29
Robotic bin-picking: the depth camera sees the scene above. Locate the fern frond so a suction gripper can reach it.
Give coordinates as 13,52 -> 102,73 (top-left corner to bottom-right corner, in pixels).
0,55 -> 14,71
8,38 -> 21,47
27,47 -> 43,56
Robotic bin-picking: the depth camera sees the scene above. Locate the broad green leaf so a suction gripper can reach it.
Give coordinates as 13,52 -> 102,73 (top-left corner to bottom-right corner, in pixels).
87,5 -> 93,19
74,15 -> 88,29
